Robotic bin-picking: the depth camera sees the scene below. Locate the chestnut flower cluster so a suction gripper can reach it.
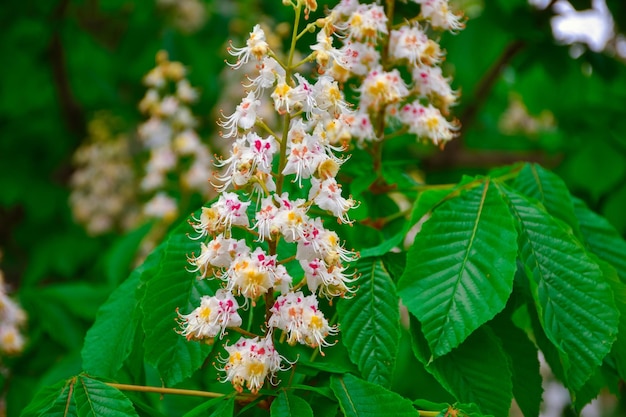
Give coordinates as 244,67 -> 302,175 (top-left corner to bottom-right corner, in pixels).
177,0 -> 464,394
321,0 -> 464,147
0,264 -> 26,356
139,50 -> 214,222
70,113 -> 141,235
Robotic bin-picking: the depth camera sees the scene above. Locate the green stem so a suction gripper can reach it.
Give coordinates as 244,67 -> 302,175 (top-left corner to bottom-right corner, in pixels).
291,53 -> 316,70
417,411 -> 441,417
255,119 -> 282,143
231,326 -> 260,338
287,3 -> 302,70
296,22 -> 317,41
106,383 -> 255,401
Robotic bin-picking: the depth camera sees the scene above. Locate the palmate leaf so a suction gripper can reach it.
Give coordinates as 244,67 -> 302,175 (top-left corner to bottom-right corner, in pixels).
499,185 -> 619,390
140,216 -> 215,385
270,391 -> 314,417
74,377 -> 138,417
513,163 -> 582,238
573,197 -> 626,283
330,374 -> 419,417
596,258 -> 626,380
398,179 -> 518,357
82,265 -> 146,378
21,379 -> 75,417
489,313 -> 542,417
410,317 -> 513,417
337,258 -> 400,387
21,376 -> 138,417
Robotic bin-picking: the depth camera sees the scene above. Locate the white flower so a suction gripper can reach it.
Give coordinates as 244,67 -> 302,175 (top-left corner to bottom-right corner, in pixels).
188,234 -> 249,277
273,194 -> 310,243
345,111 -> 377,144
143,192 -> 178,221
177,79 -> 198,103
359,68 -> 409,111
282,133 -> 326,186
389,24 -> 435,66
243,57 -> 285,94
227,24 -> 270,69
177,289 -> 242,340
218,91 -> 261,138
214,132 -> 278,191
190,206 -> 221,239
159,96 -> 179,117
415,0 -> 465,32
221,335 -> 284,394
346,4 -> 388,41
138,117 -> 173,148
213,192 -> 251,229
309,177 -> 355,224
398,102 -> 459,146
412,65 -> 458,113
271,79 -> 304,115
268,291 -> 337,350
0,325 -> 25,355
301,258 -> 355,298
310,31 -> 349,73
253,195 -> 280,241
313,76 -> 350,117
226,247 -> 286,302
297,218 -> 357,266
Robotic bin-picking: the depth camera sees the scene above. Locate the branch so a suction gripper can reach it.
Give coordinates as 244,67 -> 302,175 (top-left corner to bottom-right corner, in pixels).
106,383 -> 257,402
459,39 -> 526,138
49,0 -> 86,139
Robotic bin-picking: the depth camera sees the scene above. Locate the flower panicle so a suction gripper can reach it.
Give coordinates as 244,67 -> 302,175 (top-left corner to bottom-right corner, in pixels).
178,0 -> 465,394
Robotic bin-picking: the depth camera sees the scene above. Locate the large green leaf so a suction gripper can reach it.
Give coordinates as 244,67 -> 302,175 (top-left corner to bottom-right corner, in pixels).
207,397 -> 235,417
500,186 -> 619,390
330,374 -> 419,417
74,377 -> 138,417
337,258 -> 400,387
513,163 -> 581,238
21,379 -> 75,417
410,317 -> 513,417
598,259 -> 626,380
398,179 -> 518,357
140,217 -> 215,385
270,391 -> 313,417
82,267 -> 145,378
573,197 -> 626,283
489,313 -> 542,417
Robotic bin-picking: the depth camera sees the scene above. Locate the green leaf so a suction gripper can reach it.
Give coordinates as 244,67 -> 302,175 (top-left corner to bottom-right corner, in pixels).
598,259 -> 626,380
140,217 -> 215,385
359,230 -> 405,259
21,378 -> 75,417
182,397 -> 230,417
573,362 -> 619,412
513,163 -> 582,238
398,179 -> 518,357
410,318 -> 513,417
499,185 -> 619,390
330,374 -> 419,417
73,376 -> 138,417
573,197 -> 626,283
489,314 -> 542,417
409,186 -> 457,226
337,258 -> 400,387
36,283 -> 109,320
270,391 -> 313,417
104,222 -> 153,286
208,397 -> 234,417
82,268 -> 144,378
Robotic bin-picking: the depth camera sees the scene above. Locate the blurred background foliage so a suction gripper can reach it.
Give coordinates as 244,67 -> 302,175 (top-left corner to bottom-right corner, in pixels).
1,0 -> 625,415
